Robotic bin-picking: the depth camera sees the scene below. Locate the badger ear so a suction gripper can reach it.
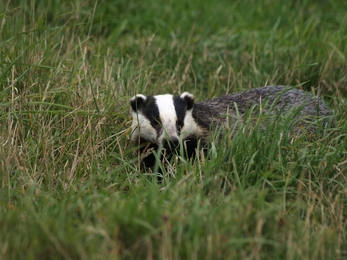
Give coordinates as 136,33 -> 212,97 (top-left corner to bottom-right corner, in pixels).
180,92 -> 194,110
130,94 -> 147,112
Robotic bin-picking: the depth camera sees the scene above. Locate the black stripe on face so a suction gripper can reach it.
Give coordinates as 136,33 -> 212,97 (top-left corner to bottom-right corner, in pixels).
173,96 -> 186,132
142,96 -> 161,132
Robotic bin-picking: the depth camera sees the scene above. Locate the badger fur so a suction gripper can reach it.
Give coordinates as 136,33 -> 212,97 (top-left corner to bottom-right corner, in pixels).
130,85 -> 332,168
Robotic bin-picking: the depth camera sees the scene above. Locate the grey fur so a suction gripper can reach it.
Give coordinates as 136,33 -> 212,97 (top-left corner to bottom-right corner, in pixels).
192,85 -> 332,133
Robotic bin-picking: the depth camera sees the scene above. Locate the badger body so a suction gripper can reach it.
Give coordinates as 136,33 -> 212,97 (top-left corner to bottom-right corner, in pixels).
130,85 -> 332,168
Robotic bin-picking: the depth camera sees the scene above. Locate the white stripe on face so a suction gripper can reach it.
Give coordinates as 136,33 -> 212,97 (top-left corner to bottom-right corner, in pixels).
155,94 -> 179,144
130,111 -> 157,144
180,109 -> 200,139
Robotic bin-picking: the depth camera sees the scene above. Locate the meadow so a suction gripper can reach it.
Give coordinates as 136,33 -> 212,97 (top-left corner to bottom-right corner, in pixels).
1,0 -> 347,259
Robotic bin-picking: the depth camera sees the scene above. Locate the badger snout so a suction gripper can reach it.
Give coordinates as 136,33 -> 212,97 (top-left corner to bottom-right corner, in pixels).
157,120 -> 180,150
162,137 -> 180,151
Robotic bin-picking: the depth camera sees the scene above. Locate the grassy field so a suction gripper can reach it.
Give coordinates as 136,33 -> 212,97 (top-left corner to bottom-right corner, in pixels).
1,0 -> 347,259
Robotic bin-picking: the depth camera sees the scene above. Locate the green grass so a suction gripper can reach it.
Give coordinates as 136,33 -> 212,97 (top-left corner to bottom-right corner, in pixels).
1,0 -> 347,259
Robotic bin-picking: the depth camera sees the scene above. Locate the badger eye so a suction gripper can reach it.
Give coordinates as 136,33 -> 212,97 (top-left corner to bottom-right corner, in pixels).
151,117 -> 161,127
176,120 -> 183,130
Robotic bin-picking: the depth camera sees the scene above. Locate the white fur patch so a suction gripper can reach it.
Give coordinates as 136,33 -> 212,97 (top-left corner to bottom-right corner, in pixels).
181,92 -> 194,100
155,94 -> 179,144
180,109 -> 201,139
130,94 -> 147,103
130,111 -> 157,144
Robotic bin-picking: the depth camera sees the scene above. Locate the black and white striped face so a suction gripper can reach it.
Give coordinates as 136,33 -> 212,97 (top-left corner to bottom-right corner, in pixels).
130,92 -> 198,148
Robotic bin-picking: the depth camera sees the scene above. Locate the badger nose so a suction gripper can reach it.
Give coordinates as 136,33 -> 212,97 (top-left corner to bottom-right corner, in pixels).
162,137 -> 179,150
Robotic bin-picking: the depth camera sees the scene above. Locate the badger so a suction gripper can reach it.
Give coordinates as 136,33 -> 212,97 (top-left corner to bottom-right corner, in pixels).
130,85 -> 332,169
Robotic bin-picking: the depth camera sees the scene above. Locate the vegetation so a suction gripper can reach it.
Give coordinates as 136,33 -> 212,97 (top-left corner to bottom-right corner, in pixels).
1,0 -> 346,259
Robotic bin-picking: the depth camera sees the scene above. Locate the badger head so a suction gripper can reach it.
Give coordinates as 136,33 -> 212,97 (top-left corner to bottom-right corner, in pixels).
130,92 -> 198,151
